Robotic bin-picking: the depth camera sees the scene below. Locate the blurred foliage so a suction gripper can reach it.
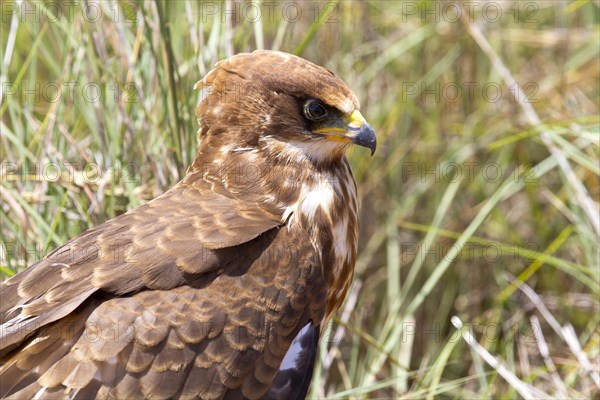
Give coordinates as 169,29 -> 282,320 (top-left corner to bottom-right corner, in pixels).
1,1 -> 599,398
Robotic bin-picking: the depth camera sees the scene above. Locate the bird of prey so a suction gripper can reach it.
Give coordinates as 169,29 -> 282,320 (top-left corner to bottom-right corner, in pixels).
0,50 -> 376,399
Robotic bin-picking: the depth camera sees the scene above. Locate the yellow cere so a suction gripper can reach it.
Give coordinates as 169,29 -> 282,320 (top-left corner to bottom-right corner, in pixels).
347,110 -> 366,129
312,110 -> 366,140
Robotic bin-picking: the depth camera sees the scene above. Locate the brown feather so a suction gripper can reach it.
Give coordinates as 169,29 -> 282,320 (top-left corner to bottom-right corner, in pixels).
0,50 -> 371,399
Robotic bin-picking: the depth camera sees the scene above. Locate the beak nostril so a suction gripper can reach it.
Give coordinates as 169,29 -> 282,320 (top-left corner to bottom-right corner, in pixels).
347,110 -> 366,130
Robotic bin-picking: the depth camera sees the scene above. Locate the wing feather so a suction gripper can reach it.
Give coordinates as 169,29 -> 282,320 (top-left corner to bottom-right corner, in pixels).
0,173 -> 286,355
1,219 -> 326,399
264,323 -> 320,400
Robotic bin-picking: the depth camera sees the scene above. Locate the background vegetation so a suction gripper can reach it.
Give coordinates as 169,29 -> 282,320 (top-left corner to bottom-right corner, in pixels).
1,1 -> 598,398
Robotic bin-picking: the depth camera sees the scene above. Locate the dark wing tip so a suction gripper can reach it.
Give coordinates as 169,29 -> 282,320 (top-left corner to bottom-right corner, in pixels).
264,322 -> 320,400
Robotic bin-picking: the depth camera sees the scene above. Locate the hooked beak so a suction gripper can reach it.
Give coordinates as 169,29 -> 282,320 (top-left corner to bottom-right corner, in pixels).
312,109 -> 377,156
346,110 -> 377,156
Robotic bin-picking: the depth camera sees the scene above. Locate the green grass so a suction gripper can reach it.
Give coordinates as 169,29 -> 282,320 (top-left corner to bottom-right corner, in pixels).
1,1 -> 599,398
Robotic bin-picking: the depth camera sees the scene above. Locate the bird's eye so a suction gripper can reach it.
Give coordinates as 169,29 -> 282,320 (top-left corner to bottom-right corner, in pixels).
304,100 -> 328,121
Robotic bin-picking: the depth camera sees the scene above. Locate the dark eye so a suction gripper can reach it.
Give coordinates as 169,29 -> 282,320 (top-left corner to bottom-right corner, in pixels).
304,100 -> 327,121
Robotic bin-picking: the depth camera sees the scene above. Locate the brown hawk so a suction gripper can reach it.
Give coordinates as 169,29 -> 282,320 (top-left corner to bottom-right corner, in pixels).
0,50 -> 376,399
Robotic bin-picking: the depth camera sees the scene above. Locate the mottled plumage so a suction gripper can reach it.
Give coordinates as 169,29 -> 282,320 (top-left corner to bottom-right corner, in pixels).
0,50 -> 376,399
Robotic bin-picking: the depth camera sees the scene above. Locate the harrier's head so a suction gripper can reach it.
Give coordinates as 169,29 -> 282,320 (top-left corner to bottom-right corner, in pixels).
195,50 -> 376,164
